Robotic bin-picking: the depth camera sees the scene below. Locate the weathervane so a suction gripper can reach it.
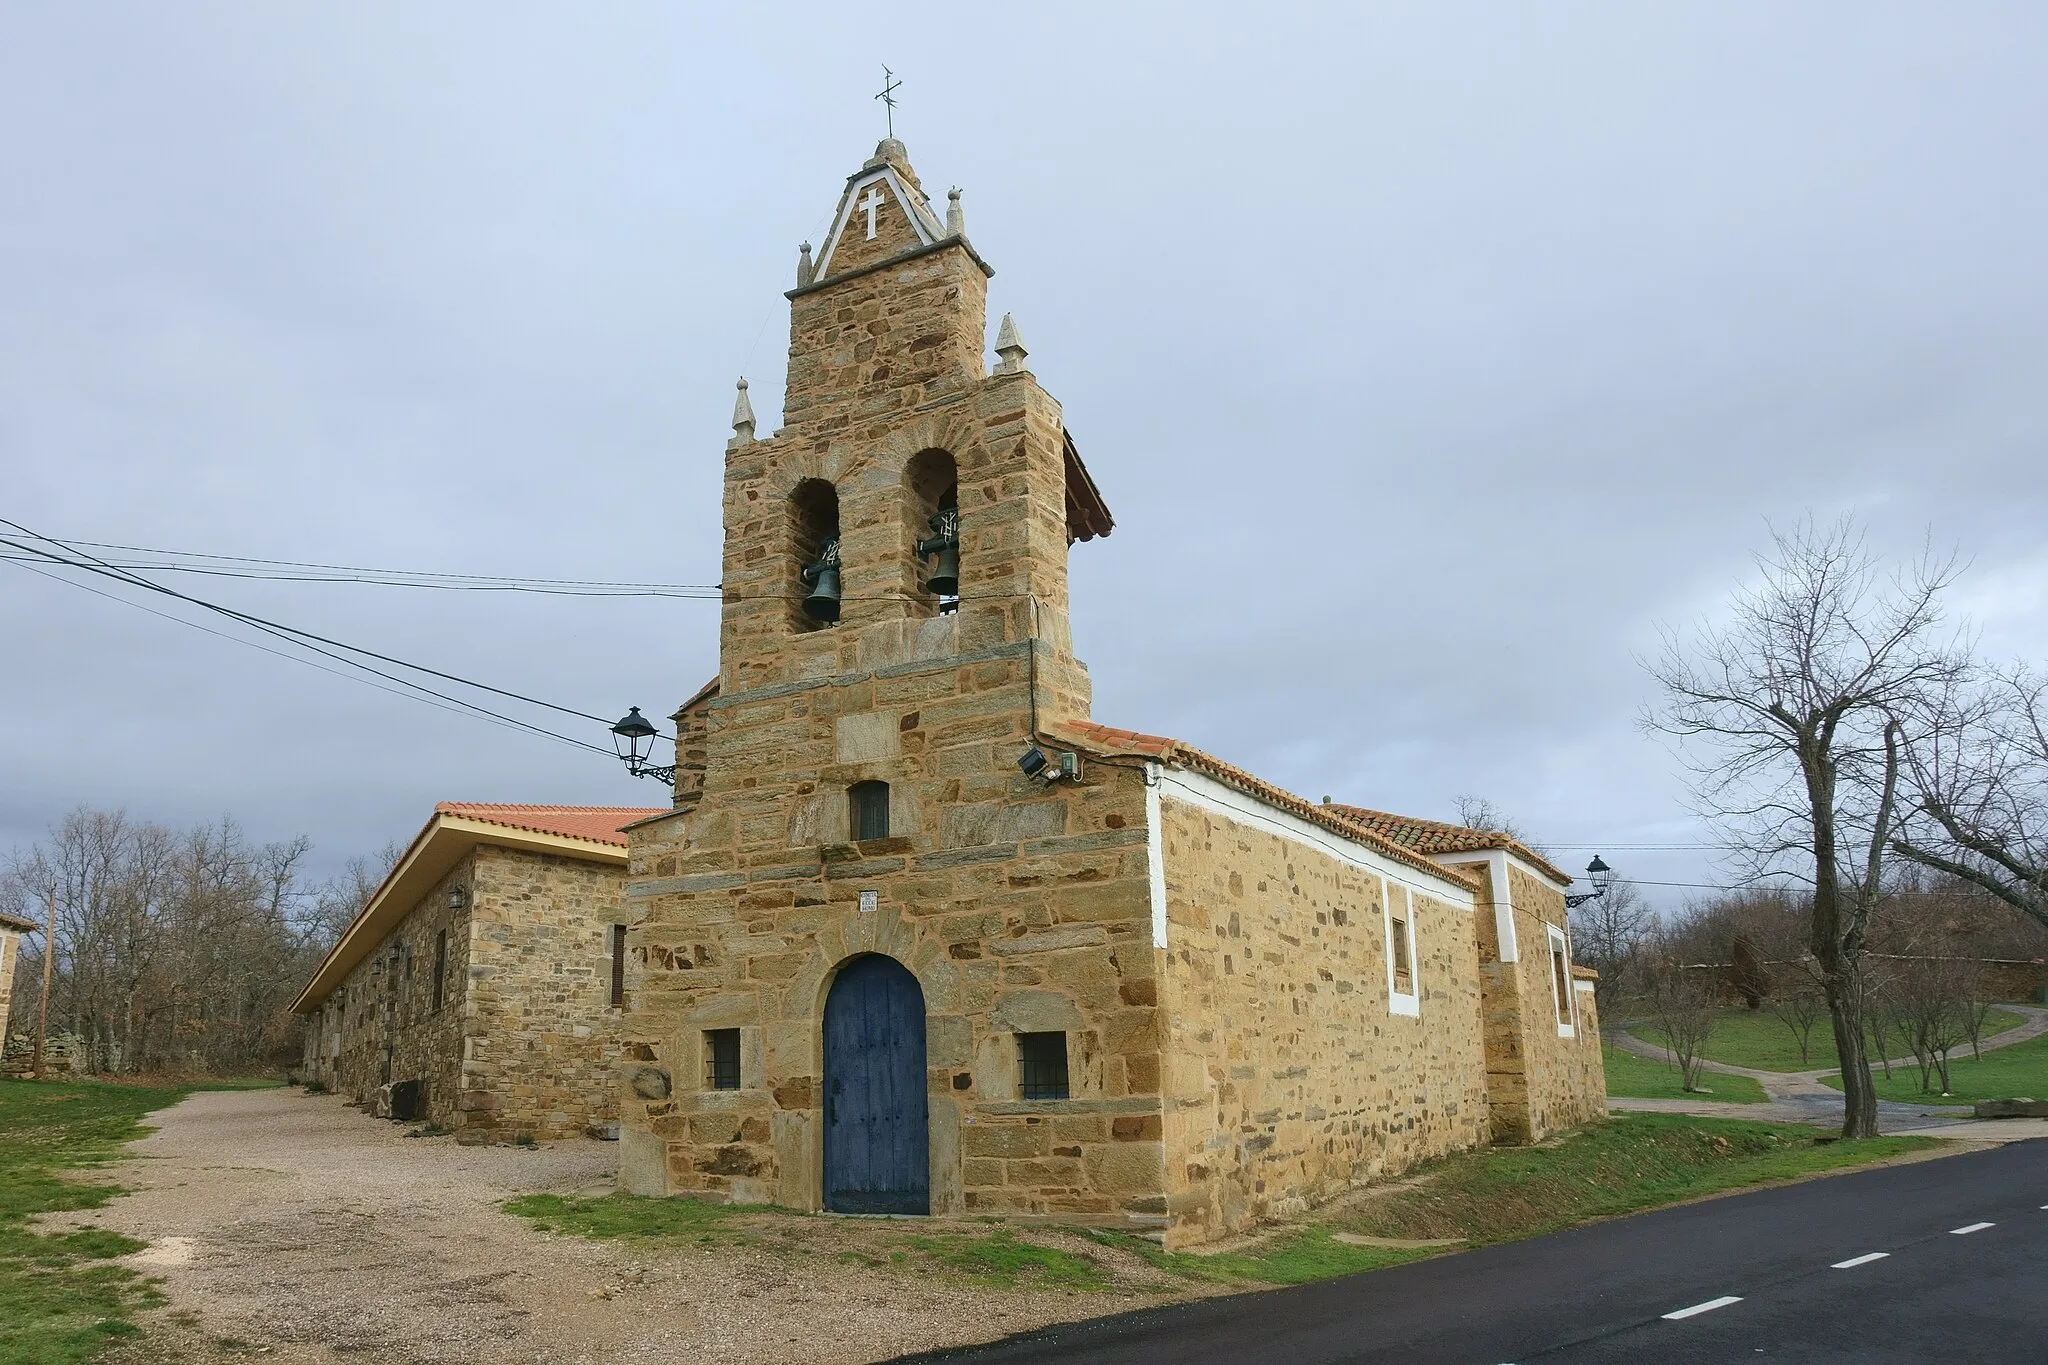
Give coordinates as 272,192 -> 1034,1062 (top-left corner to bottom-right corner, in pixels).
876,65 -> 902,138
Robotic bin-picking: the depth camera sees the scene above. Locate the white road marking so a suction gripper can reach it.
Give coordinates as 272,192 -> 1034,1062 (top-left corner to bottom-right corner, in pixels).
1663,1296 -> 1743,1320
1831,1252 -> 1889,1269
1950,1222 -> 1995,1235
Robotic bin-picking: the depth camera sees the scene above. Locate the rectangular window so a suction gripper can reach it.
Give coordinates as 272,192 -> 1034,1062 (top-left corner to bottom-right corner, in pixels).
849,780 -> 890,841
704,1029 -> 741,1090
1017,1032 -> 1070,1100
1551,933 -> 1574,1029
432,929 -> 448,1010
1390,914 -> 1413,993
610,924 -> 627,1008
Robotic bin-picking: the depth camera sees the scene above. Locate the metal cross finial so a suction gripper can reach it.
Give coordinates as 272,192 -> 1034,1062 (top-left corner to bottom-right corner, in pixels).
876,65 -> 902,138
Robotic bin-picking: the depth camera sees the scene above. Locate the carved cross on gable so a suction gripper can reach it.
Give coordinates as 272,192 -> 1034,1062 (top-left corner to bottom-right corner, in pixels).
859,186 -> 885,240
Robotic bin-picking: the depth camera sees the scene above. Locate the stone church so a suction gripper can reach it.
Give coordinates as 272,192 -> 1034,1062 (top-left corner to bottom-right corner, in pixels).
616,138 -> 1606,1248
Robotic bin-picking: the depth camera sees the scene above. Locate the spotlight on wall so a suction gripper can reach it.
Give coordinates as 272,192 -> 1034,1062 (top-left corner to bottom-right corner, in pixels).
1018,747 -> 1081,783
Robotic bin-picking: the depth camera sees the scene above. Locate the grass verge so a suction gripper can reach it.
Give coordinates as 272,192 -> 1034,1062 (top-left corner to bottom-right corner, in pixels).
507,1115 -> 1934,1293
0,1076 -> 207,1364
1603,1045 -> 1767,1102
1628,1005 -> 2024,1073
1817,1027 -> 2048,1104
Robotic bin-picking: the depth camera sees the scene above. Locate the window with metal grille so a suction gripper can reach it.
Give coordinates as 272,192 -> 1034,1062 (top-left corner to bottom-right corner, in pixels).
610,924 -> 627,1008
1016,1032 -> 1069,1100
705,1028 -> 741,1090
849,781 -> 891,841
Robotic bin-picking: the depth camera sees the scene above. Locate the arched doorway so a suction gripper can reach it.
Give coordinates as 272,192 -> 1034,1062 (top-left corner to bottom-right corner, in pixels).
822,954 -> 929,1214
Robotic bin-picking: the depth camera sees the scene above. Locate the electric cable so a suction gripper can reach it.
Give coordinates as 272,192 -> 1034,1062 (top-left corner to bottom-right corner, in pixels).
1,521 -> 660,752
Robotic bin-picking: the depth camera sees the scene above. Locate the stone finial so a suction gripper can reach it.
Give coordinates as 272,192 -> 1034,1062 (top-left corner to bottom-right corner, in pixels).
993,312 -> 1029,375
796,241 -> 814,288
946,187 -> 965,238
729,377 -> 756,446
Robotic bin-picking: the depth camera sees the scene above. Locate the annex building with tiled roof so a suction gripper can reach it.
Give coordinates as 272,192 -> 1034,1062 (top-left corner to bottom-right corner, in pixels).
293,802 -> 663,1139
613,136 -> 1607,1248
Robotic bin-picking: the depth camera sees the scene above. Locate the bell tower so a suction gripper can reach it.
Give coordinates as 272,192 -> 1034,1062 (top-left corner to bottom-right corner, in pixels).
715,138 -> 1110,722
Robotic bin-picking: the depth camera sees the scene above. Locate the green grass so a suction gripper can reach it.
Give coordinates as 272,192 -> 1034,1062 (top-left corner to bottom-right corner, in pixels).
0,1076 -> 240,1364
1603,1045 -> 1768,1103
511,1115 -> 1934,1293
1629,1006 -> 2025,1073
1818,1026 -> 2048,1104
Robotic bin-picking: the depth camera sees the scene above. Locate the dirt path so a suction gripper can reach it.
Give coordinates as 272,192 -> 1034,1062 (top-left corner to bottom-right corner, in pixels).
72,1088 -> 1189,1365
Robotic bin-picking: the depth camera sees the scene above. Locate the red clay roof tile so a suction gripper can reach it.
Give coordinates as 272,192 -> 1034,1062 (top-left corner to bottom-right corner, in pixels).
433,803 -> 666,848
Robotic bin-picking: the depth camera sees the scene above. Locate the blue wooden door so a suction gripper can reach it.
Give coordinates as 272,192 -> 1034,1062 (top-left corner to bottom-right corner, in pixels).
823,954 -> 930,1214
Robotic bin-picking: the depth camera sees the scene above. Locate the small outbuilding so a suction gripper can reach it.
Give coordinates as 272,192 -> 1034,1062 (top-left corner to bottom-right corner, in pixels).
292,802 -> 662,1140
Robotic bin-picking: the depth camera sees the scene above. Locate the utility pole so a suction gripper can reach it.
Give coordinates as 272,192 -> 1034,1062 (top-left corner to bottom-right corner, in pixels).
31,888 -> 55,1080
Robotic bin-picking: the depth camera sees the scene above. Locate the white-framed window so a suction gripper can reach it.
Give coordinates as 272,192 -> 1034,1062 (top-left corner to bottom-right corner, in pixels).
1547,923 -> 1576,1037
1383,882 -> 1419,1016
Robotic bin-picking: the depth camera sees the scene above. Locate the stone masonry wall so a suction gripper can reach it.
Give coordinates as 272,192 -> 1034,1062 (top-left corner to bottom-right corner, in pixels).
620,679 -> 1162,1224
306,855 -> 473,1127
1156,796 -> 1488,1248
1467,858 -> 1607,1143
458,846 -> 631,1141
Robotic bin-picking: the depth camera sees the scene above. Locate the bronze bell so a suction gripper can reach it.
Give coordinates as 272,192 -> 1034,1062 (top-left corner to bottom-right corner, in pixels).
916,504 -> 960,597
801,537 -> 842,622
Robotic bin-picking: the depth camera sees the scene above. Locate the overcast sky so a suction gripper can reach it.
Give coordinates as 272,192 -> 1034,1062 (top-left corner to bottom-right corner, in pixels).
4,3 -> 2045,906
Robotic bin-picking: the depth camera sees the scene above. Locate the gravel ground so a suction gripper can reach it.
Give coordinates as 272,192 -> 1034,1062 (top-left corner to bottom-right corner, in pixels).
65,1088 -> 1201,1365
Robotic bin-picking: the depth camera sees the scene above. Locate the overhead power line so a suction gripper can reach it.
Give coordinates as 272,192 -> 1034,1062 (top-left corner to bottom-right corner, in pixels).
1,520 -> 667,754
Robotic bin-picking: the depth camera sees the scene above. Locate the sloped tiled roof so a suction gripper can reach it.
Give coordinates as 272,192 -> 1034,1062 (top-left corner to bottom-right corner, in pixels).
0,909 -> 40,934
1326,805 -> 1572,885
435,803 -> 665,848
1051,720 -> 1476,890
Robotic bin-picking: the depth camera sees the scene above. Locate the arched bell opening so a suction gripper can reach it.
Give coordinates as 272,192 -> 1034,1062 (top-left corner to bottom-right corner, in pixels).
790,478 -> 841,631
903,448 -> 959,617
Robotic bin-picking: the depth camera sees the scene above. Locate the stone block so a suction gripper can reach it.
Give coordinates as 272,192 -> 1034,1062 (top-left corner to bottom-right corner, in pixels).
962,1123 -> 1047,1159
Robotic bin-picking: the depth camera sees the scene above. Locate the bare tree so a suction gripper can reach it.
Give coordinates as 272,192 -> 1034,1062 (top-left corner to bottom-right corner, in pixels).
1646,956 -> 1721,1093
2,805 -> 366,1076
1766,984 -> 1825,1065
1894,665 -> 2048,932
1569,877 -> 1652,1017
1645,517 -> 1965,1137
1889,955 -> 1976,1096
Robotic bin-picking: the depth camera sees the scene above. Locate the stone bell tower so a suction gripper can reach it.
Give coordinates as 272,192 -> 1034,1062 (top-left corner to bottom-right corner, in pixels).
621,139 -> 1136,1218
715,137 -> 1109,722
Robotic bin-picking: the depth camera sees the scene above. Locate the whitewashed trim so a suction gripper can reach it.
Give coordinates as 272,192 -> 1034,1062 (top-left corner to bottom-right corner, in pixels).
1153,768 -> 1476,908
1546,922 -> 1576,1037
1144,764 -> 1169,949
1434,848 -> 1518,962
813,166 -> 940,279
1573,979 -> 1596,993
1381,878 -> 1420,1017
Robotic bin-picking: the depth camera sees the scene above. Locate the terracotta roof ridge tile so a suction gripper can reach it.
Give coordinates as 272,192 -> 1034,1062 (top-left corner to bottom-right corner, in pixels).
1046,721 -> 1475,889
432,802 -> 668,847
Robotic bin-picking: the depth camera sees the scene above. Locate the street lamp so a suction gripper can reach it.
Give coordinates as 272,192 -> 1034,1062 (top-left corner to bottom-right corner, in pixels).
610,706 -> 676,784
1563,855 -> 1613,910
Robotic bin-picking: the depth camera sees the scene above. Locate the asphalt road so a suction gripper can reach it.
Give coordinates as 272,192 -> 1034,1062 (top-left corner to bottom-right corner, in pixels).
899,1140 -> 2048,1365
